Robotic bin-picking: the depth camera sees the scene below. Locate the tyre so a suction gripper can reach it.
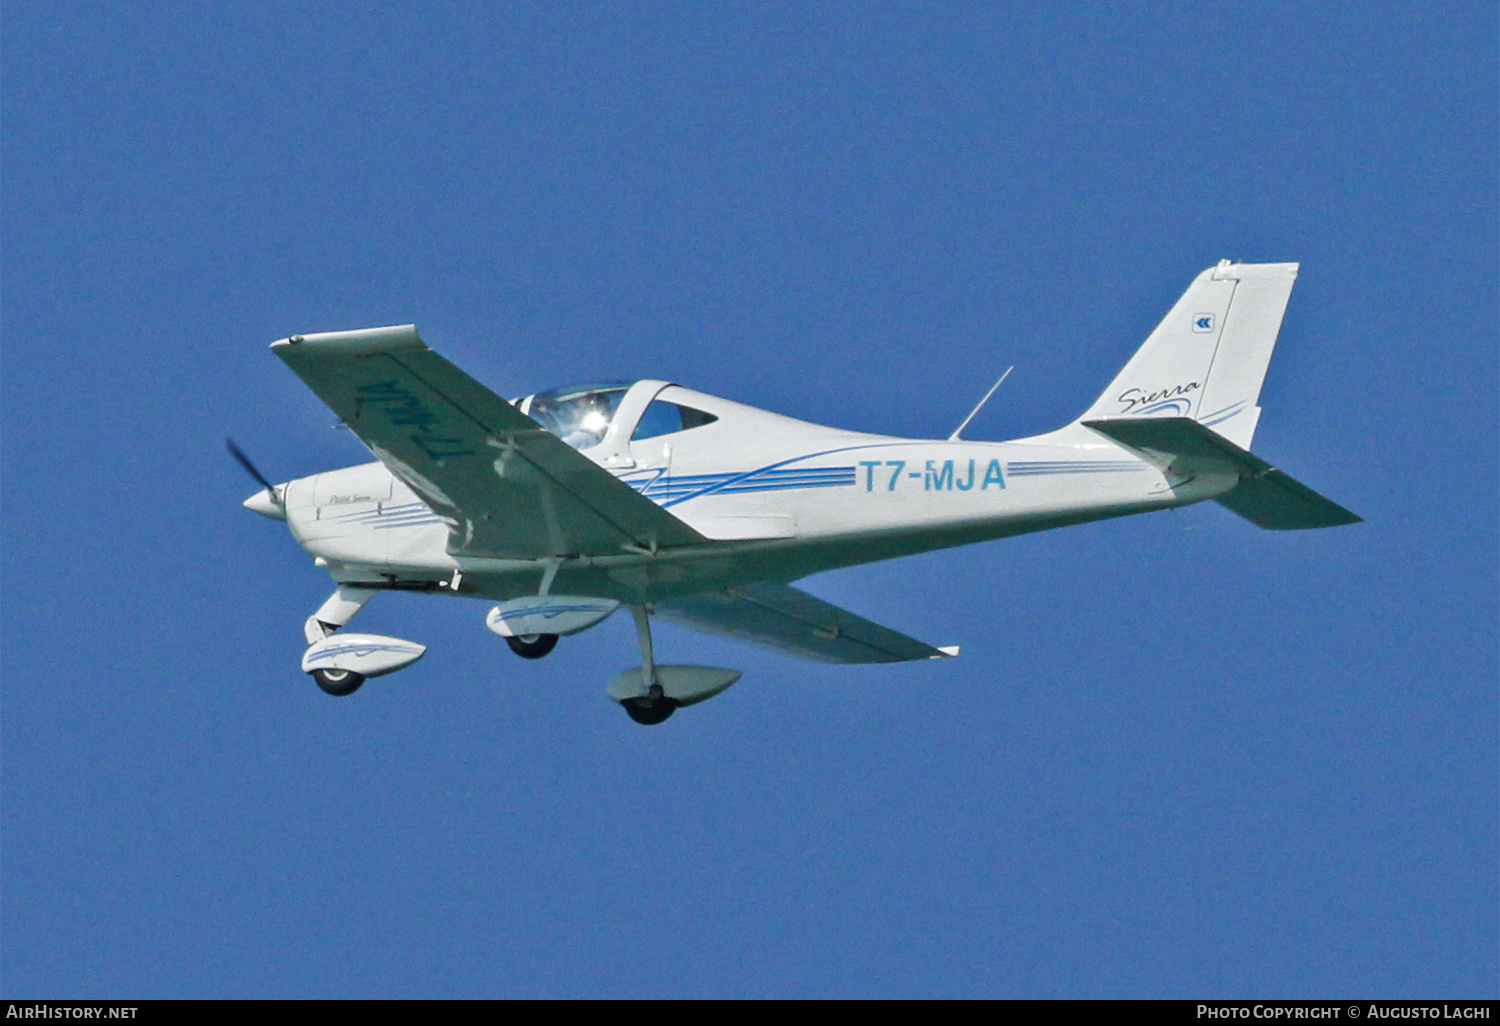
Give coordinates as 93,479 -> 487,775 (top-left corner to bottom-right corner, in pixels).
621,696 -> 679,725
505,633 -> 559,660
311,667 -> 366,697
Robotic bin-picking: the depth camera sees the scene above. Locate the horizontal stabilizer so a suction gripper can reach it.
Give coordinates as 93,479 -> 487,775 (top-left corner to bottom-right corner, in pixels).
1083,417 -> 1361,530
1213,469 -> 1363,530
657,582 -> 953,664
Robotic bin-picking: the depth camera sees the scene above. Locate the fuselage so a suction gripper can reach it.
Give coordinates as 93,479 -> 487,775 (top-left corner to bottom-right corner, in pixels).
272,379 -> 1235,605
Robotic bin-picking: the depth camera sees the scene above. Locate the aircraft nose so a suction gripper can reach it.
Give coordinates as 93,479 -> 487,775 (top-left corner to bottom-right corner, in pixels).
243,486 -> 287,520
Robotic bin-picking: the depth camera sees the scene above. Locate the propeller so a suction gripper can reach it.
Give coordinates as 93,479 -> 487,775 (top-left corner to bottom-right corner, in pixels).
226,437 -> 283,510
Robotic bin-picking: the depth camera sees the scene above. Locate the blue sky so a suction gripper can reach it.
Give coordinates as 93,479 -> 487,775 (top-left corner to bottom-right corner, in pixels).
3,2 -> 1495,998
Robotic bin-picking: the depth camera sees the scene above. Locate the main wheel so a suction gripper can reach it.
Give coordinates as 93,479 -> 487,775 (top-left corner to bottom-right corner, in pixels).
505,633 -> 558,660
311,667 -> 366,697
621,695 -> 679,725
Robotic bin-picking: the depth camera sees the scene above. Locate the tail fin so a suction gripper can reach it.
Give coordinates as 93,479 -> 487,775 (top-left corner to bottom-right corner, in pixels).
1076,260 -> 1298,449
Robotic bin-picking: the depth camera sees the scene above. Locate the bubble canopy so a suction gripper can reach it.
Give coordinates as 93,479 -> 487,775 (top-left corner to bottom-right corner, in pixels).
516,381 -> 635,450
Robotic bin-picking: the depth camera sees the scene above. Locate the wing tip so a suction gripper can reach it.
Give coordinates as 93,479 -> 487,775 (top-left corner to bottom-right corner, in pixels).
934,645 -> 961,658
271,324 -> 425,356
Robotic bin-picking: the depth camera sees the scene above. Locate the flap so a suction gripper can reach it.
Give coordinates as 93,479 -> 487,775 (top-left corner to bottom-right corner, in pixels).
657,582 -> 955,664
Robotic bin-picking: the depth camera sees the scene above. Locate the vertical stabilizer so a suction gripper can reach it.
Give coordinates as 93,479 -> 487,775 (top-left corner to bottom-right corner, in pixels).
1076,261 -> 1298,449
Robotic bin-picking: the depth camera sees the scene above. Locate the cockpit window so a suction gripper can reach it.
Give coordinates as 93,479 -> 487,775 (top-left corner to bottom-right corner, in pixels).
632,400 -> 719,441
523,381 -> 633,450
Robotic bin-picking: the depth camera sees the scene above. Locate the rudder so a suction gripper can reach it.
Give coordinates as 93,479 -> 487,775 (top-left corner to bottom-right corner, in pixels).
1076,260 -> 1298,449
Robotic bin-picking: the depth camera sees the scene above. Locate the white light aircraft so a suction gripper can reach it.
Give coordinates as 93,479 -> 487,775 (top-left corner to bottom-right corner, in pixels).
236,260 -> 1359,724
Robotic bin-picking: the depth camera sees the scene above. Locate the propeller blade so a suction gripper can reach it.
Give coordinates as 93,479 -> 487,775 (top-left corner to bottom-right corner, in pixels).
225,437 -> 279,500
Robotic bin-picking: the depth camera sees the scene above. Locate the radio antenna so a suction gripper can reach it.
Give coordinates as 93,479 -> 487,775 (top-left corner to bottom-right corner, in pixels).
948,366 -> 1013,441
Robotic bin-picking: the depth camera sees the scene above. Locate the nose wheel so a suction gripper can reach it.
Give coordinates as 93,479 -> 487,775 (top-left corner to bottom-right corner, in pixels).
311,667 -> 366,697
505,633 -> 558,659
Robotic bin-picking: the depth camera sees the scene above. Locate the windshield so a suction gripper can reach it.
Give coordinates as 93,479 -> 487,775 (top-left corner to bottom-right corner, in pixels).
522,381 -> 635,450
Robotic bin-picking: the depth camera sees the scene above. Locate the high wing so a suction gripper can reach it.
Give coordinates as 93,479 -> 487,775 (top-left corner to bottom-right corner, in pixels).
273,325 -> 707,559
657,582 -> 956,663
